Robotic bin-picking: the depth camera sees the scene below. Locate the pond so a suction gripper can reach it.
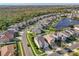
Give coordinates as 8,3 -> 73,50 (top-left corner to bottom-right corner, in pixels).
55,18 -> 79,30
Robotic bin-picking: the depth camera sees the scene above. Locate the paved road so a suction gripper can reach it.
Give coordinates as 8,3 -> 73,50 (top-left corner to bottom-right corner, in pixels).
21,30 -> 33,56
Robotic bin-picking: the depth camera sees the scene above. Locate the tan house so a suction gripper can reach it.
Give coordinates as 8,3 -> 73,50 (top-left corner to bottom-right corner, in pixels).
0,45 -> 15,56
43,34 -> 55,45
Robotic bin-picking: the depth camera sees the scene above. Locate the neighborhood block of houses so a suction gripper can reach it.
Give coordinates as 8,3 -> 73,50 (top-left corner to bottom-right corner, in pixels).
1,10 -> 79,56
33,25 -> 79,55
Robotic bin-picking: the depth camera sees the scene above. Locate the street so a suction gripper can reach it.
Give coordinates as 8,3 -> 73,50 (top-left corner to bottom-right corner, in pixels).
21,30 -> 33,56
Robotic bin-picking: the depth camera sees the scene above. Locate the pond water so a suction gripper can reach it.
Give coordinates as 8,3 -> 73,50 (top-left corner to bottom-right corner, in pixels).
55,18 -> 79,30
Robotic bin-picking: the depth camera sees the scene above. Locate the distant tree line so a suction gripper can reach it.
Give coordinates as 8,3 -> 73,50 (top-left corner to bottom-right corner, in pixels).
0,7 -> 71,31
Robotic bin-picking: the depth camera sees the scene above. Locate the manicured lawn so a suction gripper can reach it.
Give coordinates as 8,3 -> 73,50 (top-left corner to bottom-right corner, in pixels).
72,52 -> 79,56
26,31 -> 46,56
71,49 -> 79,56
17,41 -> 24,56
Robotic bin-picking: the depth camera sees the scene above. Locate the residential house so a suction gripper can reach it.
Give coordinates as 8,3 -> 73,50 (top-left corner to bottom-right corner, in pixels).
43,34 -> 58,49
8,28 -> 18,33
0,31 -> 14,42
31,27 -> 42,34
63,31 -> 71,37
0,45 -> 15,56
74,25 -> 79,31
8,24 -> 19,32
18,23 -> 24,29
65,30 -> 74,35
34,35 -> 49,50
43,34 -> 55,45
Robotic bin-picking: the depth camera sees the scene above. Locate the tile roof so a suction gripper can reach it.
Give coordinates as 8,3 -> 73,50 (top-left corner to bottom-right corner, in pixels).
44,34 -> 54,44
34,35 -> 49,49
0,31 -> 14,42
0,45 -> 15,56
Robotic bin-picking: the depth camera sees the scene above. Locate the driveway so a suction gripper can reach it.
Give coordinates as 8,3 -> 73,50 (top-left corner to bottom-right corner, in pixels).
68,42 -> 79,50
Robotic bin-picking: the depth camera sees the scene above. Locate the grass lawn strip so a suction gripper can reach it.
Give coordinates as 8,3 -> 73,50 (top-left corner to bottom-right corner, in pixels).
17,41 -> 24,56
26,31 -> 46,56
26,32 -> 38,55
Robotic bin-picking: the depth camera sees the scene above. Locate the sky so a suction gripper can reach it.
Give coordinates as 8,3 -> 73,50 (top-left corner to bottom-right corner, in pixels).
0,3 -> 79,5
0,0 -> 79,5
0,0 -> 79,3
